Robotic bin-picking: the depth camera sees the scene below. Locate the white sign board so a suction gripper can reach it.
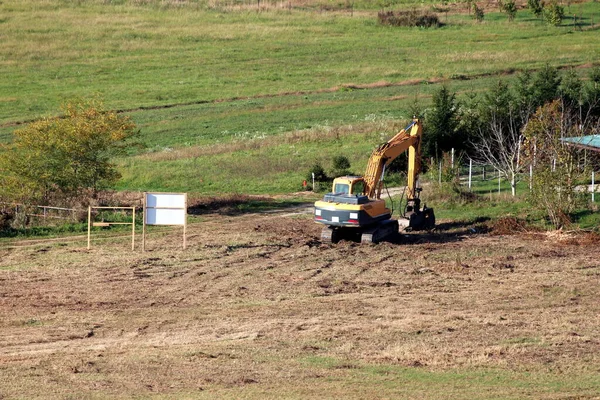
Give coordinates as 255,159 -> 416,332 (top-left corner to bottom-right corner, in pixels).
145,208 -> 186,225
144,193 -> 186,226
143,192 -> 188,250
145,193 -> 186,209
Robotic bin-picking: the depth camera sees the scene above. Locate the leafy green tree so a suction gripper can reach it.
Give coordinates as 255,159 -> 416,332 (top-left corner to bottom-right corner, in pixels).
544,1 -> 564,25
423,85 -> 461,160
527,0 -> 544,18
502,0 -> 518,21
0,100 -> 137,204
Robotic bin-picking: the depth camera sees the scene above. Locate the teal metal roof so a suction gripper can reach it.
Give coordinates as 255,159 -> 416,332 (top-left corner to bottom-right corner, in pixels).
562,135 -> 600,152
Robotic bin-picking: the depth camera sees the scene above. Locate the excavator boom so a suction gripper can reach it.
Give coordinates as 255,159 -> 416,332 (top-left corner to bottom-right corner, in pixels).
363,120 -> 422,200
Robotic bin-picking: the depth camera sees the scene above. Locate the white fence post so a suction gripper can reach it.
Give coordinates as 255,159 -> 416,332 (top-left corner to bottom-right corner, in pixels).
468,158 -> 472,191
498,170 -> 501,194
592,171 -> 596,203
529,164 -> 533,192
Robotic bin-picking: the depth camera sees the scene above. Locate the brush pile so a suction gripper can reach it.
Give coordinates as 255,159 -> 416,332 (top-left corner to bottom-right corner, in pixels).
378,10 -> 441,28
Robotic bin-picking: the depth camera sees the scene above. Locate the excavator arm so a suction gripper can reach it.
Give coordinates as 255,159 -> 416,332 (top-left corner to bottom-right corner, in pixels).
363,119 -> 422,200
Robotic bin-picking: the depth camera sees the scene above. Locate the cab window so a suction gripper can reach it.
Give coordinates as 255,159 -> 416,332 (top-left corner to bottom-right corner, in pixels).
334,183 -> 349,194
351,181 -> 365,195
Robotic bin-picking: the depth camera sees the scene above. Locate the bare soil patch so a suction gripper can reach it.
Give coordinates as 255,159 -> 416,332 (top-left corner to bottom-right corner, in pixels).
1,212 -> 599,398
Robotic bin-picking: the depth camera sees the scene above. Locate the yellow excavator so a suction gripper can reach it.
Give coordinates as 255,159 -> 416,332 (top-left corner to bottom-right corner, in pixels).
314,119 -> 435,243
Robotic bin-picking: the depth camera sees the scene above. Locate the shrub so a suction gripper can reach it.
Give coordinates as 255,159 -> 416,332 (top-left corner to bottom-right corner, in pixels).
378,10 -> 441,28
544,1 -> 564,25
331,155 -> 351,177
527,0 -> 544,17
0,210 -> 13,231
332,155 -> 351,171
502,0 -> 517,21
307,163 -> 328,183
472,4 -> 485,21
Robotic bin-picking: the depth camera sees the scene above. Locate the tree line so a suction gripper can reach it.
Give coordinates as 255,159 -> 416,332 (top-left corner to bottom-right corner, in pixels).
422,65 -> 600,227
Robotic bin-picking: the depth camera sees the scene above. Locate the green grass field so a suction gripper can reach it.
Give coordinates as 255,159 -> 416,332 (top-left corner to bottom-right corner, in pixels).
1,0 -> 599,125
1,0 -> 599,200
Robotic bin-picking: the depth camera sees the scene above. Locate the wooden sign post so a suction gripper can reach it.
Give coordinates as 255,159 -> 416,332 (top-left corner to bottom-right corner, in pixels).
87,206 -> 136,250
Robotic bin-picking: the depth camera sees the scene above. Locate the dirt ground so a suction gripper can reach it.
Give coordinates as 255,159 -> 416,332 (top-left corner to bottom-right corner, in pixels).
1,210 -> 599,399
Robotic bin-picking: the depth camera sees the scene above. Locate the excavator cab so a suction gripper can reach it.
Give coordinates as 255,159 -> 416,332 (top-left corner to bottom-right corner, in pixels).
331,176 -> 365,196
320,176 -> 370,207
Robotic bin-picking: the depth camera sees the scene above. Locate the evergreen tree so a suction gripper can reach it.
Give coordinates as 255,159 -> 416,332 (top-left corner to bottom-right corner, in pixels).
532,64 -> 560,108
559,69 -> 583,109
423,86 -> 461,160
513,70 -> 537,121
583,66 -> 600,117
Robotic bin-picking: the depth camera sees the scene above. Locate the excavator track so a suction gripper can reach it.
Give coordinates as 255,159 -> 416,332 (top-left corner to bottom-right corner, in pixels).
320,227 -> 339,244
321,220 -> 399,244
360,219 -> 399,244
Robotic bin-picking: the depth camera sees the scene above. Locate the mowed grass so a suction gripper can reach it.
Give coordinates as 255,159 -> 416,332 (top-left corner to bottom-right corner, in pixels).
110,71 -> 595,198
1,0 -> 599,125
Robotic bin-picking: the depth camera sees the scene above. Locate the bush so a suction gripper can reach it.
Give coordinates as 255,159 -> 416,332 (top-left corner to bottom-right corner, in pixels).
527,0 -> 544,17
378,10 -> 441,28
502,0 -> 517,21
307,163 -> 328,183
544,1 -> 564,25
0,210 -> 13,231
331,155 -> 351,177
472,4 -> 485,21
332,155 -> 351,171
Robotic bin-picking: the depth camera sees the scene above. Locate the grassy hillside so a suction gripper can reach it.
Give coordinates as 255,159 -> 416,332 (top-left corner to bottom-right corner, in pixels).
110,75 -> 509,194
1,0 -> 599,125
1,0 -> 599,196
